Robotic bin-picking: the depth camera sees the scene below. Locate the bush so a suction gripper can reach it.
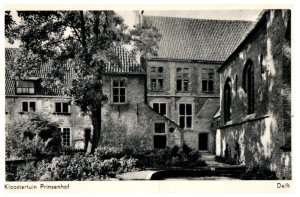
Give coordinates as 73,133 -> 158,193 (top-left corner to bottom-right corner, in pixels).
6,145 -> 207,181
6,112 -> 62,159
242,166 -> 277,180
215,155 -> 241,165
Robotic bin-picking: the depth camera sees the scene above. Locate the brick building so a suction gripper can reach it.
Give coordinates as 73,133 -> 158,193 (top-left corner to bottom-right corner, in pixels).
217,10 -> 291,179
143,15 -> 253,153
5,46 -> 183,150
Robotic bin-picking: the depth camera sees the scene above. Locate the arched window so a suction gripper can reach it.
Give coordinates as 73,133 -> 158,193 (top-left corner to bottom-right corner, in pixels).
224,78 -> 232,123
243,60 -> 255,114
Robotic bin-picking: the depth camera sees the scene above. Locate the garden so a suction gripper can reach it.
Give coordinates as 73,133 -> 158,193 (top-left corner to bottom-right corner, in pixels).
5,112 -> 207,181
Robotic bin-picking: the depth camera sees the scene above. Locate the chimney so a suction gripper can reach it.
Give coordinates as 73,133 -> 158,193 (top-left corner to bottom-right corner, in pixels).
133,10 -> 144,27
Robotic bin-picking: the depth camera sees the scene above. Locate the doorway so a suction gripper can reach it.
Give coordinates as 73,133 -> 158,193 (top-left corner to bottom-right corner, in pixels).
199,133 -> 208,151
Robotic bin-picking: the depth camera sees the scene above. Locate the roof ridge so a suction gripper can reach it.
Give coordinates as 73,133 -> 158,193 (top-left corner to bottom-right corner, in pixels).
143,15 -> 254,23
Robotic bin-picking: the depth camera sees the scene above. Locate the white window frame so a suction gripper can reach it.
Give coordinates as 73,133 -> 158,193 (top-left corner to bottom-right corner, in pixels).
55,102 -> 71,114
58,127 -> 72,147
111,78 -> 127,104
150,102 -> 168,117
16,80 -> 36,95
21,101 -> 36,112
178,103 -> 194,129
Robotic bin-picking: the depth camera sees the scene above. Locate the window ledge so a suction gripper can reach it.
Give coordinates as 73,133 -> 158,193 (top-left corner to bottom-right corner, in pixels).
19,112 -> 33,114
53,112 -> 71,116
202,91 -> 215,93
151,90 -> 164,92
111,103 -> 128,105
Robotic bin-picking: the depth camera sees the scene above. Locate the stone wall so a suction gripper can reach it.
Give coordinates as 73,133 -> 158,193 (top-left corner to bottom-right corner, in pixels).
147,60 -> 220,152
6,73 -> 183,150
218,10 -> 291,179
5,96 -> 91,149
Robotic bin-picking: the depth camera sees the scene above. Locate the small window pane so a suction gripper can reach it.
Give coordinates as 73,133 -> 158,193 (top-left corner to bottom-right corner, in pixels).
160,104 -> 166,116
179,104 -> 185,115
208,80 -> 214,91
113,80 -> 118,87
22,102 -> 28,112
29,102 -> 35,112
113,88 -> 119,95
177,67 -> 182,72
183,80 -> 189,91
23,88 -> 28,94
155,123 -> 165,133
208,72 -> 214,79
120,80 -> 126,87
158,79 -> 163,89
177,80 -> 182,91
113,96 -> 119,103
56,103 -> 61,113
186,117 -> 192,128
63,103 -> 69,113
151,79 -> 156,90
202,80 -> 208,91
158,67 -> 163,73
120,88 -> 125,96
29,88 -> 35,94
16,88 -> 22,94
186,104 -> 192,115
179,117 -> 185,128
153,103 -> 159,113
120,96 -> 125,103
28,81 -> 35,87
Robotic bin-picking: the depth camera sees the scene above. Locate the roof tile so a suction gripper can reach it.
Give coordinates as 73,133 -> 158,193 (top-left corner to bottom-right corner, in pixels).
144,16 -> 254,62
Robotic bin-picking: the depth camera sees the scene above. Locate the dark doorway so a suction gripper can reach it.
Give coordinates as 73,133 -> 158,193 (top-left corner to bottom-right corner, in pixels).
199,133 -> 208,151
84,128 -> 91,151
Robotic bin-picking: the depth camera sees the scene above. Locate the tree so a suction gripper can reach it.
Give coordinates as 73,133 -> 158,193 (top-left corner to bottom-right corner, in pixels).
5,11 -> 161,154
6,112 -> 62,159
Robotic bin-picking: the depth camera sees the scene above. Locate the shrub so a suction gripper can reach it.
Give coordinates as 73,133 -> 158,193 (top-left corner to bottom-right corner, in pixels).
6,112 -> 62,159
242,166 -> 277,180
215,155 -> 241,165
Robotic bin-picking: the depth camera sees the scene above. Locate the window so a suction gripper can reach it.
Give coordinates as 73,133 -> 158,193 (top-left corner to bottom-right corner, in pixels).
179,103 -> 192,129
151,79 -> 164,91
224,78 -> 232,123
112,78 -> 127,104
152,103 -> 167,116
21,101 -> 36,112
58,128 -> 71,147
150,66 -> 164,91
154,122 -> 166,149
55,102 -> 70,114
202,68 -> 214,92
16,80 -> 35,95
177,79 -> 189,91
158,67 -> 164,73
176,67 -> 190,92
243,60 -> 255,114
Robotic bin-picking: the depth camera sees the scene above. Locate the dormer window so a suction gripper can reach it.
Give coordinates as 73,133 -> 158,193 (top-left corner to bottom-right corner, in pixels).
16,80 -> 36,95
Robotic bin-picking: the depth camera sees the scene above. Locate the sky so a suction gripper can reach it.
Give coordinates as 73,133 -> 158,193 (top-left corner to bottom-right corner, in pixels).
5,10 -> 262,48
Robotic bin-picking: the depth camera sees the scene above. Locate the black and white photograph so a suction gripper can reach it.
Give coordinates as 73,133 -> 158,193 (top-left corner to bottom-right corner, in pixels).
3,3 -> 293,192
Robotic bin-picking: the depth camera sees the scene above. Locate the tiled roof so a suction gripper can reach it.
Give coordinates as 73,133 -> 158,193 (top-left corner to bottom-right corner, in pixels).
5,46 -> 143,96
144,16 -> 254,62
